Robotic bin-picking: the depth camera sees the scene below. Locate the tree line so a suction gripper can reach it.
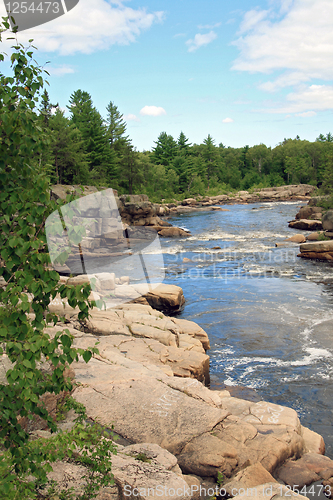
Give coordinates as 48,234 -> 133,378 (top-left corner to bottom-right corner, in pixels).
39,90 -> 333,201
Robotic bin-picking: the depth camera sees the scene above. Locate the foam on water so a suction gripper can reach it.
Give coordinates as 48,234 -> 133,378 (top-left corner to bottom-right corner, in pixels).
164,200 -> 333,455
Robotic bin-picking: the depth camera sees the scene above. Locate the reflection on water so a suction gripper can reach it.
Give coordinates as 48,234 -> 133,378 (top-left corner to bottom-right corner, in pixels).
161,201 -> 333,457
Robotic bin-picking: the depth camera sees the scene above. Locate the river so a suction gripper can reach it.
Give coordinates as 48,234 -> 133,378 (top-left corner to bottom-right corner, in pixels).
159,201 -> 333,457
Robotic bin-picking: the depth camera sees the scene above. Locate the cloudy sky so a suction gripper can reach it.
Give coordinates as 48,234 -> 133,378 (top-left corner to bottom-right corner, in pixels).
1,0 -> 333,150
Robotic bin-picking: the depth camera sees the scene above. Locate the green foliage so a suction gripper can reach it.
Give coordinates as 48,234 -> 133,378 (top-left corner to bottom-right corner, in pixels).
216,471 -> 224,487
134,452 -> 151,463
48,109 -> 90,185
0,397 -> 117,499
0,20 -> 116,498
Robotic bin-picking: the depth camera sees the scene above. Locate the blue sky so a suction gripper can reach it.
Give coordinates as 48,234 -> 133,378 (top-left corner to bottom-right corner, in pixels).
1,0 -> 333,150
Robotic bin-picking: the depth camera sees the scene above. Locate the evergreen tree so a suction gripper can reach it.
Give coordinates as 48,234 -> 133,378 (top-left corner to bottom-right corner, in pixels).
48,109 -> 89,185
118,143 -> 143,194
39,89 -> 58,127
106,101 -> 129,147
151,132 -> 178,166
68,90 -> 115,183
177,131 -> 191,152
202,134 -> 220,189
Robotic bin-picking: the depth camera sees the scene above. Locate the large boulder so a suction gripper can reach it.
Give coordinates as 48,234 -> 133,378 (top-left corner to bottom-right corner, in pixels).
158,227 -> 190,237
289,219 -> 323,230
132,284 -> 186,314
299,240 -> 333,261
295,206 -> 323,220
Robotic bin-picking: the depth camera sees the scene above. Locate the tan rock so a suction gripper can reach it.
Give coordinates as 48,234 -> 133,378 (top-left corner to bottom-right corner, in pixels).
300,240 -> 333,253
289,219 -> 323,230
171,317 -> 210,350
276,460 -> 319,487
72,359 -> 228,456
306,231 -> 324,241
177,433 -> 238,478
158,227 -> 190,237
285,234 -> 306,243
301,425 -> 325,454
224,463 -> 277,497
134,284 -> 186,314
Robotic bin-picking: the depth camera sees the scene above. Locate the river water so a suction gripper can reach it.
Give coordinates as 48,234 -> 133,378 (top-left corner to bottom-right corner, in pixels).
159,201 -> 333,457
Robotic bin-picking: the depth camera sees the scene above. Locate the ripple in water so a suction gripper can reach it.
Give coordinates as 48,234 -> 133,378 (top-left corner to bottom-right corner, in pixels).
161,201 -> 333,456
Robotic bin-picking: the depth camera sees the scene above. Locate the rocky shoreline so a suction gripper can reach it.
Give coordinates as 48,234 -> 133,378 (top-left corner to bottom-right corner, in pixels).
51,184 -> 317,241
1,280 -> 328,499
286,199 -> 333,261
3,183 -> 332,497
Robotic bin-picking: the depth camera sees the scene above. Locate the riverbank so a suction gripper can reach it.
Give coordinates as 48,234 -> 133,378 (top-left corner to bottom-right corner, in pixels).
3,275 -> 327,498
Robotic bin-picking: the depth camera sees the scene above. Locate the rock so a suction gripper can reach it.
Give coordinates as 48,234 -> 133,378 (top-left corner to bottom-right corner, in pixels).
276,460 -> 319,487
46,443 -> 192,500
300,240 -> 333,252
224,463 -> 277,497
182,198 -> 197,206
323,210 -> 333,231
295,206 -> 323,220
288,219 -> 323,230
183,258 -> 192,262
72,360 -> 229,456
177,433 -> 238,478
306,232 -> 325,241
301,425 -> 325,454
212,398 -> 303,473
299,240 -> 333,261
285,234 -> 306,243
133,284 -> 186,314
113,450 -> 191,500
295,452 -> 333,474
158,227 -> 190,237
171,317 -> 210,350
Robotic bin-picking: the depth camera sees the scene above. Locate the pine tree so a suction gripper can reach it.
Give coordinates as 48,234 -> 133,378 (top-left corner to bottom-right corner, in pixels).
68,90 -> 115,184
151,132 -> 178,167
106,101 -> 129,147
48,109 -> 89,185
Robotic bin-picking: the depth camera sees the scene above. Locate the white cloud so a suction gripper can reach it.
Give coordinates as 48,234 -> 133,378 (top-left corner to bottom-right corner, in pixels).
125,113 -> 140,122
232,0 -> 333,88
237,9 -> 269,35
0,0 -> 164,55
296,111 -> 317,117
222,117 -> 234,123
186,31 -> 217,52
140,106 -> 166,117
48,65 -> 75,77
198,22 -> 221,30
266,85 -> 333,114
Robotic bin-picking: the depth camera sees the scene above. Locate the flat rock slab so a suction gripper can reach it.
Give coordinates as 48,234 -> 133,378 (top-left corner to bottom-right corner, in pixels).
300,240 -> 333,253
72,358 -> 228,455
289,219 -> 323,230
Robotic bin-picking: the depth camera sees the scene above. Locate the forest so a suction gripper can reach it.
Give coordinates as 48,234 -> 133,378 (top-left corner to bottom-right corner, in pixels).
40,90 -> 333,202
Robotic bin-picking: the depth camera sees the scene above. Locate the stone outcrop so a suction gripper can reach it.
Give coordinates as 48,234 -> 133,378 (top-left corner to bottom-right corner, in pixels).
288,219 -> 323,230
50,186 -> 190,241
285,234 -> 306,243
44,442 -> 193,500
49,278 -> 186,315
4,292 -> 333,498
298,240 -> 333,261
41,302 -> 330,491
295,206 -> 323,220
